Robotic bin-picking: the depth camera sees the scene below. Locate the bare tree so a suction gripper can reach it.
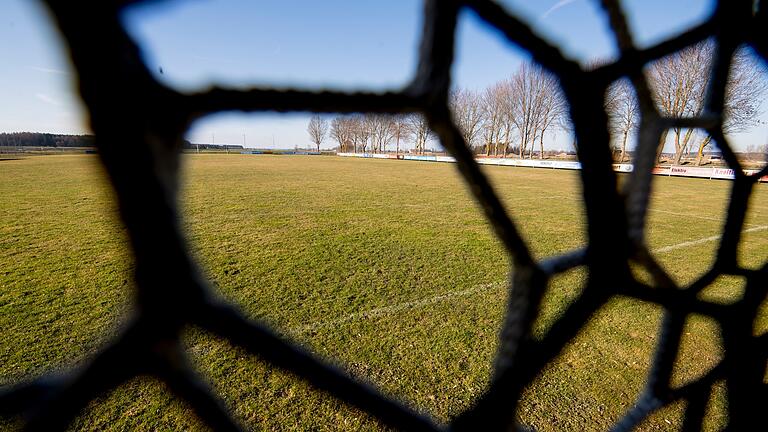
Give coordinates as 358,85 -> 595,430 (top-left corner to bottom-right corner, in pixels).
350,114 -> 370,153
450,88 -> 485,151
366,114 -> 396,153
330,116 -> 354,152
649,41 -> 767,165
508,62 -> 561,159
606,79 -> 639,162
481,82 -> 508,157
694,48 -> 768,165
533,75 -> 565,159
307,115 -> 328,152
649,43 -> 709,164
406,114 -> 431,154
391,114 -> 411,155
498,81 -> 518,157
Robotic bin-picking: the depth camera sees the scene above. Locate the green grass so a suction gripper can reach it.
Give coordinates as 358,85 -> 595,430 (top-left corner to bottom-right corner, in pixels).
1,154 -> 766,431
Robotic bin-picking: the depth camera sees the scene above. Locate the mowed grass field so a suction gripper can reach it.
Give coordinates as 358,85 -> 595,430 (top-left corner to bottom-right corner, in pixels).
1,154 -> 766,431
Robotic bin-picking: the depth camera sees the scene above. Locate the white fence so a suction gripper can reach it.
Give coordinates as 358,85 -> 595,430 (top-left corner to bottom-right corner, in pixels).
336,153 -> 766,182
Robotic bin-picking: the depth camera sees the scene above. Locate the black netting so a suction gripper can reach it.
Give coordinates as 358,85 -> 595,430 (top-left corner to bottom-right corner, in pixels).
1,0 -> 767,430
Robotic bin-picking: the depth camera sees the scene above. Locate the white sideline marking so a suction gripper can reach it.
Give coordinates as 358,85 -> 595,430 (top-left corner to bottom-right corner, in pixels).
653,225 -> 768,254
293,282 -> 504,334
648,208 -> 764,228
294,225 -> 768,333
648,209 -> 725,223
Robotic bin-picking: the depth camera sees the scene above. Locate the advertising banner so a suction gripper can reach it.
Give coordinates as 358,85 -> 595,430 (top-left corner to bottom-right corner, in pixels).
404,155 -> 438,162
501,159 -> 523,166
537,160 -> 555,168
516,159 -> 539,167
336,152 -> 764,183
668,166 -> 711,178
550,161 -> 581,170
712,168 -> 736,180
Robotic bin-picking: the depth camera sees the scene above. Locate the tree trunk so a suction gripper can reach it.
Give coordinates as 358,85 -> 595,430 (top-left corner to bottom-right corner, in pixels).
681,129 -> 695,157
620,130 -> 629,162
656,129 -> 668,164
672,128 -> 695,165
673,150 -> 683,166
672,128 -> 684,165
695,136 -> 712,166
539,130 -> 545,160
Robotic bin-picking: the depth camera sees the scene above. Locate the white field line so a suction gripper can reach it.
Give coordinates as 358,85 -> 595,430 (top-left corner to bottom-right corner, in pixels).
293,282 -> 505,334
648,209 -> 725,224
653,224 -> 768,254
293,225 -> 768,333
648,208 -> 766,228
512,192 -> 764,224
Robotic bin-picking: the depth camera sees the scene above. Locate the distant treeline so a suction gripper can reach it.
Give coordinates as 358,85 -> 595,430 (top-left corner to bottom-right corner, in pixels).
0,134 -> 249,151
0,132 -> 95,148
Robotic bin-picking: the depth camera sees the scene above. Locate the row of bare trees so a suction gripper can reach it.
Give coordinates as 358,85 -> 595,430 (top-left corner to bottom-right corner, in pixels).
309,113 -> 433,154
650,42 -> 767,165
309,42 -> 765,164
453,62 -> 567,159
452,45 -> 765,165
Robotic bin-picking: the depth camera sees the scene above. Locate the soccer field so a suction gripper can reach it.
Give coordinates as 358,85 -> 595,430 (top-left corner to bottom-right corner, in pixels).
1,154 -> 766,430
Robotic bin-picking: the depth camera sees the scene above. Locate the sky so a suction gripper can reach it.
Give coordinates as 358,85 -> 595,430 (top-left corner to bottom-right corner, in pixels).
1,0 -> 765,152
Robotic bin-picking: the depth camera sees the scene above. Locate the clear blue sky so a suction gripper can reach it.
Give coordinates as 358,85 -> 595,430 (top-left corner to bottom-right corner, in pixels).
1,0 -> 764,151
